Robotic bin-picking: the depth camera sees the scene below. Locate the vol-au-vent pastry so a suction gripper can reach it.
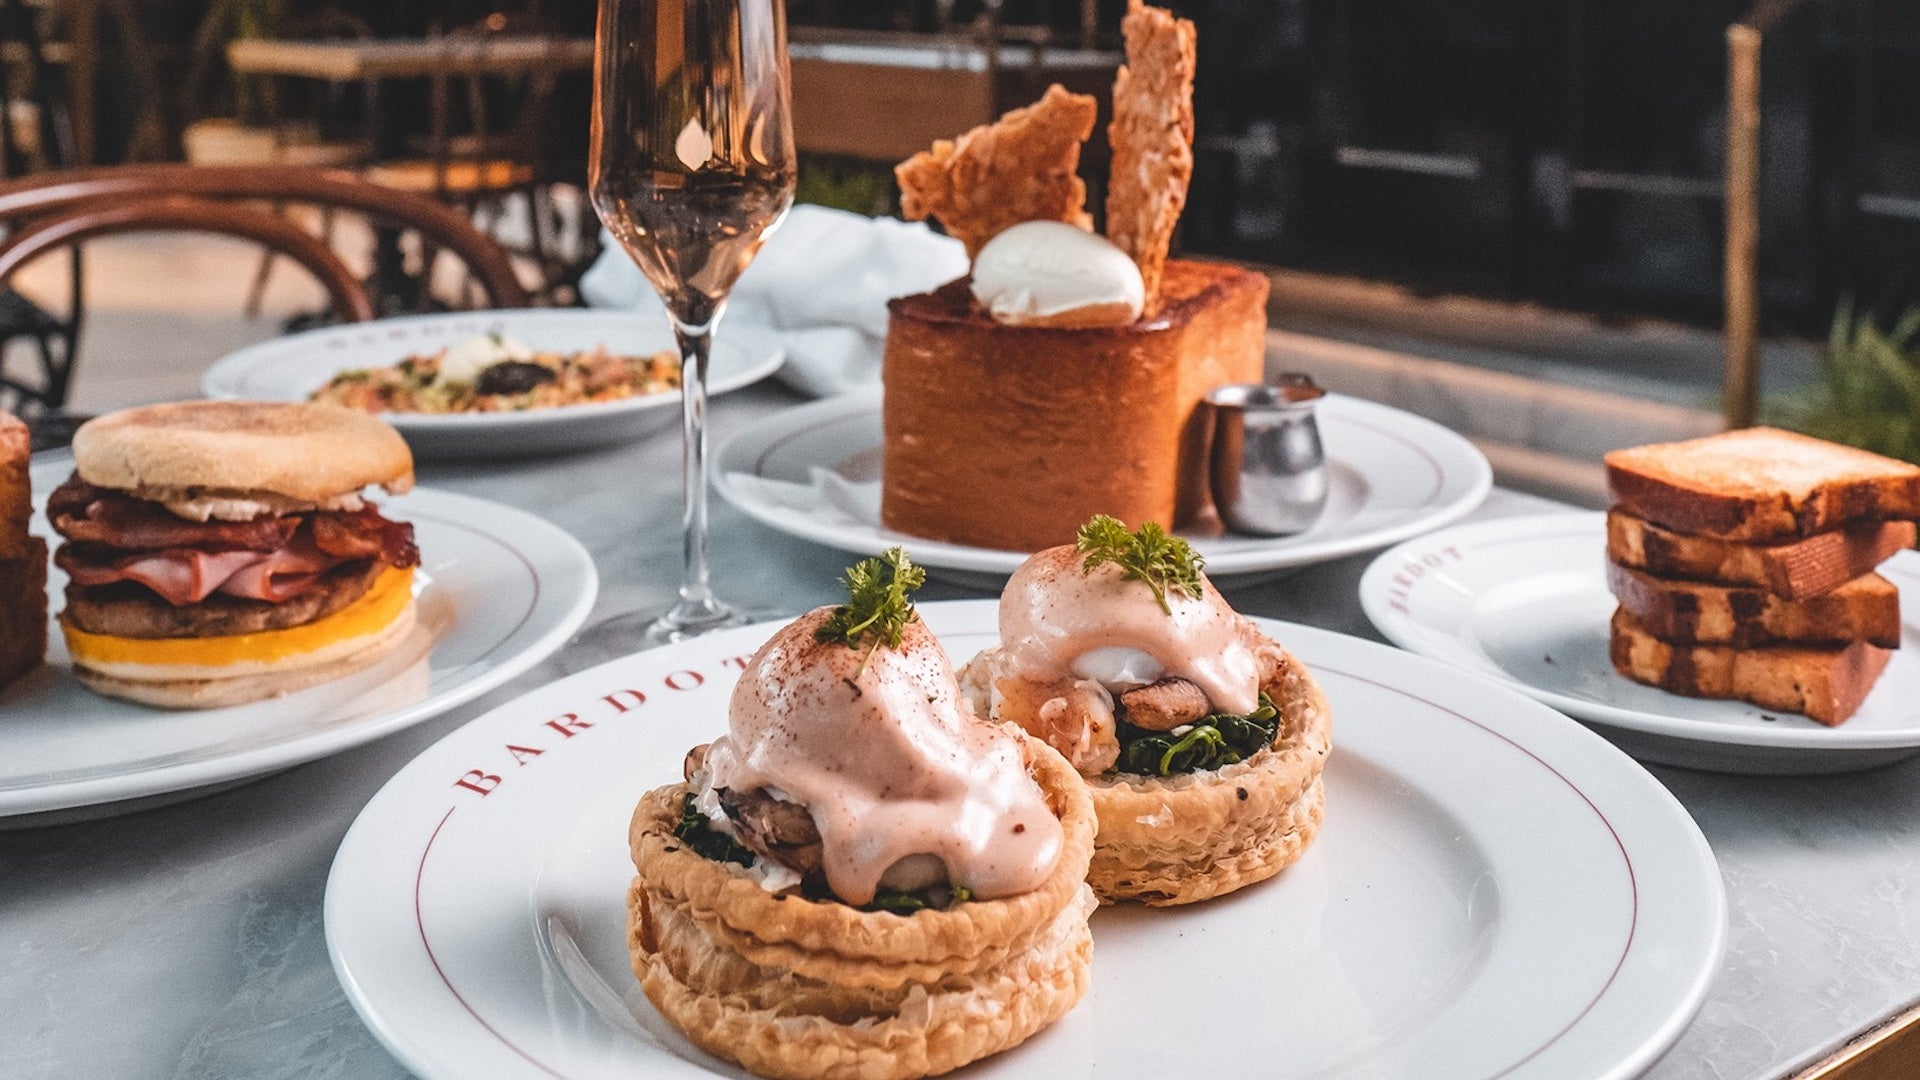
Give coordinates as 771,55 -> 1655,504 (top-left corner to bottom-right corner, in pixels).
626,549 -> 1097,1080
959,517 -> 1332,906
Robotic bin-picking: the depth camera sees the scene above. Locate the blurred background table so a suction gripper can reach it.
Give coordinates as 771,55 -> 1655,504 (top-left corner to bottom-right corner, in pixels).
5,380 -> 1920,1079
226,33 -> 593,82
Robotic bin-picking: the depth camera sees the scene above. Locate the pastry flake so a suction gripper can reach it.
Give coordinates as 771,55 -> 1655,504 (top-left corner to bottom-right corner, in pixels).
1105,0 -> 1197,311
896,84 -> 1099,258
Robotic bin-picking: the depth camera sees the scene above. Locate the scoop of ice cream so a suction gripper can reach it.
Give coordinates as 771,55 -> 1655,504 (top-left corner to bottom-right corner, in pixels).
702,608 -> 1063,904
436,334 -> 537,385
998,545 -> 1262,714
969,221 -> 1144,328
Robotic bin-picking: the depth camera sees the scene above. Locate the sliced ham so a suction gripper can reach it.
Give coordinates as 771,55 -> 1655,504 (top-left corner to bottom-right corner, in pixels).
218,544 -> 342,603
58,541 -> 347,606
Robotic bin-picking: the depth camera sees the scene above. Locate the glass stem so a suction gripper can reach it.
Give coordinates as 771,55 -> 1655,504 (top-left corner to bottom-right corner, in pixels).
667,305 -> 726,628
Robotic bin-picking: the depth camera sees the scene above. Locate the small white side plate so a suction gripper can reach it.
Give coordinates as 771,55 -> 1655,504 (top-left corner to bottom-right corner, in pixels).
0,457 -> 598,821
327,601 -> 1723,1080
203,309 -> 784,458
713,386 -> 1491,579
1360,512 -> 1920,774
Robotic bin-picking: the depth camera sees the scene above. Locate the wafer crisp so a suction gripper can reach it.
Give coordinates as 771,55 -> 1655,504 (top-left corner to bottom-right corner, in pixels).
895,84 -> 1098,258
1106,0 -> 1196,310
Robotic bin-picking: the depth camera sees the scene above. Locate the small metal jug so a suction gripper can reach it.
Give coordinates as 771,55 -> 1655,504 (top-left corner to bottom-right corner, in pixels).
1207,375 -> 1329,536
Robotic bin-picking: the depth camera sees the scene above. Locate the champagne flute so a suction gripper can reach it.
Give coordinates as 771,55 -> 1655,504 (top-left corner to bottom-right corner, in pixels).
588,0 -> 796,646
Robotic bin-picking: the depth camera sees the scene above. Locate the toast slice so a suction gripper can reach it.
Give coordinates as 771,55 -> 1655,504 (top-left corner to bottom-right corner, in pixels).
0,411 -> 28,559
1607,508 -> 1915,600
1605,427 -> 1920,542
1609,607 -> 1891,725
1607,562 -> 1904,648
0,537 -> 48,690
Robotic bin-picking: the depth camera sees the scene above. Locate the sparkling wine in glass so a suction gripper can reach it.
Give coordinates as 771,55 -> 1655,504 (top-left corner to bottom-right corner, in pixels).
589,0 -> 796,646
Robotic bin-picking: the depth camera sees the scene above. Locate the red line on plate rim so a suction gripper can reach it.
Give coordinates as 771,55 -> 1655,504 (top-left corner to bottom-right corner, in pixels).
404,648 -> 1648,1080
1315,661 -> 1641,1079
413,806 -> 567,1078
405,507 -> 542,658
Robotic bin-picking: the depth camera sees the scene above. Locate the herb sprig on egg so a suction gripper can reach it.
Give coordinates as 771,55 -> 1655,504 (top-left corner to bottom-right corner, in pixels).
1075,515 -> 1204,615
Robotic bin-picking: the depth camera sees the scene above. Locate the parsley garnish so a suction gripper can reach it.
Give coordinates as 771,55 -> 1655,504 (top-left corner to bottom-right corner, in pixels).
1075,515 -> 1205,615
814,548 -> 926,675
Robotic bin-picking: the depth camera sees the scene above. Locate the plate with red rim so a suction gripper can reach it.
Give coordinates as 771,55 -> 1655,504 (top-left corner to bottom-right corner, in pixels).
0,454 -> 598,824
712,386 -> 1492,581
201,309 -> 785,459
325,599 -> 1722,1080
1359,512 -> 1920,774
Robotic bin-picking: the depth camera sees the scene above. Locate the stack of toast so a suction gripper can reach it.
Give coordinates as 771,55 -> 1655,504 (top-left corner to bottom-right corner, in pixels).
1603,428 -> 1920,724
1,411 -> 47,689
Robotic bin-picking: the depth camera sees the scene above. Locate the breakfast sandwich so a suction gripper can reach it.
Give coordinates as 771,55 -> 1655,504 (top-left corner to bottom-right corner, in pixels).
48,401 -> 419,708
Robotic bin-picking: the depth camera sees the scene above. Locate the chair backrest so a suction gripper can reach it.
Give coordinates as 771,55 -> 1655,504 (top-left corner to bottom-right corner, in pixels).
0,164 -> 532,307
0,164 -> 531,412
0,197 -> 375,323
424,13 -> 567,191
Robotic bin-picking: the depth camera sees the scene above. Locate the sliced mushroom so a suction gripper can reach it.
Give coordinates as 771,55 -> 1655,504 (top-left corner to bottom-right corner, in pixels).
683,742 -> 711,783
1119,677 -> 1212,731
716,786 -> 824,875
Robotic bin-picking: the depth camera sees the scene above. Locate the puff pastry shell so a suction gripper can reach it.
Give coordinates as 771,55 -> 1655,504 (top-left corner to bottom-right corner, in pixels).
1088,647 -> 1333,905
627,733 -> 1097,1080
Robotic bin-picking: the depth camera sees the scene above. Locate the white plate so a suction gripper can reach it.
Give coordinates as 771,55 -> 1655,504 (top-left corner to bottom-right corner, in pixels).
713,386 -> 1491,580
327,600 -> 1723,1080
1360,513 -> 1920,774
202,309 -> 785,458
0,457 -> 599,822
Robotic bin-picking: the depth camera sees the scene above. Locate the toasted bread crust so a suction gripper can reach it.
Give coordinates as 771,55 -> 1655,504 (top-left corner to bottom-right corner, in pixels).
0,411 -> 28,560
1,538 -> 47,689
1605,428 -> 1920,542
1609,607 -> 1891,725
73,401 -> 413,503
1607,563 -> 1902,648
1608,509 -> 1916,600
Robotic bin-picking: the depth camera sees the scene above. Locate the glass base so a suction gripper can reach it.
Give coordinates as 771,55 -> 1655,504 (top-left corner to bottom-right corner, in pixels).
565,599 -> 789,670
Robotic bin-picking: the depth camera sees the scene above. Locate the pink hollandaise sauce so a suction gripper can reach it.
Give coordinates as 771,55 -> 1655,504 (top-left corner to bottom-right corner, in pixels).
997,546 -> 1262,714
701,608 -> 1063,905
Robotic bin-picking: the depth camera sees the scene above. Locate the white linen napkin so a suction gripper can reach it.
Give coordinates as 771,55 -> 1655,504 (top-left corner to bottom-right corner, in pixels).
579,204 -> 969,398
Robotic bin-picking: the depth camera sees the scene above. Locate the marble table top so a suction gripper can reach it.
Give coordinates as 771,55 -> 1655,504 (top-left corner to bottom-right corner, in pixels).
3,381 -> 1912,1079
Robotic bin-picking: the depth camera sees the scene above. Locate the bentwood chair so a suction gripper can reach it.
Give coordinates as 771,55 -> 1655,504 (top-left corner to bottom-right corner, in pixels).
362,12 -> 569,304
0,164 -> 531,414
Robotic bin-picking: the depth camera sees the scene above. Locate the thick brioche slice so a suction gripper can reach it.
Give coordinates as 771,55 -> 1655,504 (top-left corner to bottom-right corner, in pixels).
1605,427 -> 1920,542
1609,608 -> 1891,725
1607,508 -> 1915,600
1,537 -> 48,690
1607,562 -> 1903,648
0,411 -> 29,559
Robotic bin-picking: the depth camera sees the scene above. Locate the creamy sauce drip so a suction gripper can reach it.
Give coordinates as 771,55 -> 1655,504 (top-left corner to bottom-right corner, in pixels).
998,546 -> 1262,714
702,608 -> 1062,905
